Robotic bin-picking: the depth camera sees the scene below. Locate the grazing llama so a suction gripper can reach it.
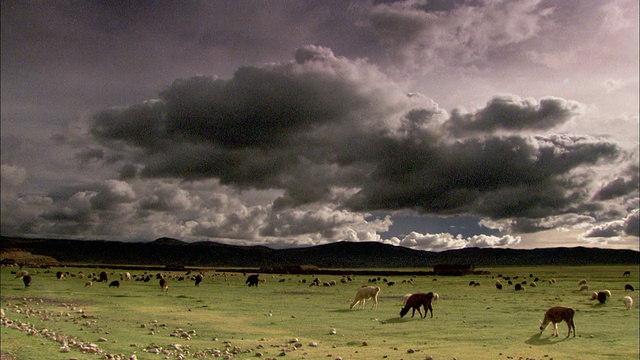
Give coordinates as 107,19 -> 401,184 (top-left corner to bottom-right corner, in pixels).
539,306 -> 576,338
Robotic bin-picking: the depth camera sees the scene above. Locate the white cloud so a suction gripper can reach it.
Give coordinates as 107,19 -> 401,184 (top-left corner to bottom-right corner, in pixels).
391,231 -> 521,251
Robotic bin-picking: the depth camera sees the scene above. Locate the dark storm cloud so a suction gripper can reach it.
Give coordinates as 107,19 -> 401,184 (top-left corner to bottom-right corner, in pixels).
623,210 -> 639,237
592,164 -> 639,201
578,208 -> 639,241
85,46 -> 626,224
447,96 -> 585,136
348,134 -> 619,218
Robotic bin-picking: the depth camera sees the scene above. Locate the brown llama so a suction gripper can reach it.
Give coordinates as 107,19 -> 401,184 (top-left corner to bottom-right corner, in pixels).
159,278 -> 169,292
539,306 -> 576,338
400,292 -> 434,318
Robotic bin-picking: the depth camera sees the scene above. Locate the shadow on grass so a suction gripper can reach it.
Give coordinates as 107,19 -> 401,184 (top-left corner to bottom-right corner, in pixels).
525,332 -> 574,345
382,317 -> 410,324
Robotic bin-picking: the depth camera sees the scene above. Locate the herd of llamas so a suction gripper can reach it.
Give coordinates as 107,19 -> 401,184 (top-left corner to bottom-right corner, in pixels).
7,266 -> 637,340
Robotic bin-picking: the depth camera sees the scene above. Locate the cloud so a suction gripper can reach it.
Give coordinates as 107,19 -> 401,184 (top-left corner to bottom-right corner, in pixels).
3,43 -> 637,248
363,0 -> 554,71
1,2 -> 637,252
260,207 -> 392,242
623,209 -> 639,237
467,234 -> 521,248
592,164 -> 639,201
389,231 -> 520,251
82,46 -> 629,230
89,180 -> 136,210
479,213 -> 597,234
447,95 -> 586,136
140,183 -> 198,212
578,208 -> 640,244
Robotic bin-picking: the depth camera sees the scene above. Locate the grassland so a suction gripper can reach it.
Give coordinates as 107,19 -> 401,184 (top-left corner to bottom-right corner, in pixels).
1,265 -> 638,360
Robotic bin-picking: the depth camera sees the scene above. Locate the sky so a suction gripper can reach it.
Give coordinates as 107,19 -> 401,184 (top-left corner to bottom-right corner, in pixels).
1,0 -> 638,252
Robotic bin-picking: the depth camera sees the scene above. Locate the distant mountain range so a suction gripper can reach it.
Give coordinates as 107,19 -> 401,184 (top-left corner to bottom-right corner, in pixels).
1,236 -> 638,269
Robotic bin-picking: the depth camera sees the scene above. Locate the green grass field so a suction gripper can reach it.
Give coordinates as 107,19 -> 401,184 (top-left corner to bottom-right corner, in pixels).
1,265 -> 638,360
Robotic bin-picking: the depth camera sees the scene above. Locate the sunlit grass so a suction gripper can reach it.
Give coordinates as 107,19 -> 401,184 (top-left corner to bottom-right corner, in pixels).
1,265 -> 638,359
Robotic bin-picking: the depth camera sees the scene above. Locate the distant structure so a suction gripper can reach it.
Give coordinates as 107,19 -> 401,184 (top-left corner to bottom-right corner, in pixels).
433,264 -> 475,276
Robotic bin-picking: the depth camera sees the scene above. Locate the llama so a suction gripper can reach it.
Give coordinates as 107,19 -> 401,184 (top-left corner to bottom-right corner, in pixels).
14,270 -> 28,279
403,293 -> 412,305
623,296 -> 633,309
159,278 -> 169,292
194,274 -> 203,286
539,306 -> 576,338
246,274 -> 260,287
596,291 -> 608,304
349,286 -> 380,310
400,292 -> 434,319
515,283 -> 524,291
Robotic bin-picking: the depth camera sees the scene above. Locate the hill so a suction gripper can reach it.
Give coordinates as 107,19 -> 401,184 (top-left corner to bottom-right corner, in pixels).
0,235 -> 638,268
